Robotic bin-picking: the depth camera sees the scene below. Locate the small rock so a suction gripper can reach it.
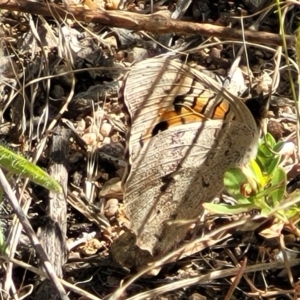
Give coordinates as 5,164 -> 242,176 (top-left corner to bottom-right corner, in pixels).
97,133 -> 104,142
81,132 -> 97,145
104,198 -> 119,217
100,122 -> 112,137
102,137 -> 111,145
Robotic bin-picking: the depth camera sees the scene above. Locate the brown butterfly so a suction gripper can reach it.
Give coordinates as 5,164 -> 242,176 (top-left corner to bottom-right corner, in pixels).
113,57 -> 267,268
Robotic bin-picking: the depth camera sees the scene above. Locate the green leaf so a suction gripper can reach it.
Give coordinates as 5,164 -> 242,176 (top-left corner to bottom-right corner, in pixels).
265,155 -> 281,176
255,134 -> 283,176
263,141 -> 284,175
244,159 -> 264,188
265,132 -> 276,148
0,144 -> 62,193
224,168 -> 250,201
261,207 -> 271,216
269,167 -> 286,206
203,203 -> 256,215
256,150 -> 273,174
273,141 -> 285,153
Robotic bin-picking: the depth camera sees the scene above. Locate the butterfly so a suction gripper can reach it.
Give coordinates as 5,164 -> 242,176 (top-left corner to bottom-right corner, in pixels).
115,57 -> 267,267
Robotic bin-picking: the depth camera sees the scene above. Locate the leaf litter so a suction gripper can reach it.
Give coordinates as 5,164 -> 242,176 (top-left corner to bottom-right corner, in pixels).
0,0 -> 300,299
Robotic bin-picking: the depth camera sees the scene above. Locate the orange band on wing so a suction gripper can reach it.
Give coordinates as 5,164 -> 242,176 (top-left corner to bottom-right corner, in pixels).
143,96 -> 230,141
193,96 -> 230,119
159,107 -> 206,125
159,97 -> 230,126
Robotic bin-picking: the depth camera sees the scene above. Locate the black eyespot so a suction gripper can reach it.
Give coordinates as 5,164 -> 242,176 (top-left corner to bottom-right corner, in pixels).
152,121 -> 169,136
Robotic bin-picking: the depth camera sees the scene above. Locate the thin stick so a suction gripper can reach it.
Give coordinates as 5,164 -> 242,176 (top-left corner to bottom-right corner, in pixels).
0,0 -> 294,47
224,258 -> 247,300
0,255 -> 101,300
124,258 -> 300,300
0,168 -> 69,300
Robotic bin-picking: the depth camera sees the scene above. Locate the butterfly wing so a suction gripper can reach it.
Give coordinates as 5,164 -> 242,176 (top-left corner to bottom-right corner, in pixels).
120,57 -> 259,257
122,58 -> 215,163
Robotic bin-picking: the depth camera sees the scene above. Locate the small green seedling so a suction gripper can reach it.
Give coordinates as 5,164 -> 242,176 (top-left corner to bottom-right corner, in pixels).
204,133 -> 300,236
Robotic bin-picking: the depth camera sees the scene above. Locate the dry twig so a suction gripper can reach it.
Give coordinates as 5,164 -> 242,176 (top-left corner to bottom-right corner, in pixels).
0,0 -> 295,48
0,169 -> 69,300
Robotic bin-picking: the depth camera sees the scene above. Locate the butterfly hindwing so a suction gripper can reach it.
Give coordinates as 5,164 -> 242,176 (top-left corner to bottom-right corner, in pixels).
120,57 -> 260,258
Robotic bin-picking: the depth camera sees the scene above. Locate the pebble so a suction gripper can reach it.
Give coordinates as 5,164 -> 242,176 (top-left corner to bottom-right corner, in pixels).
100,122 -> 112,137
102,137 -> 111,145
81,132 -> 97,145
104,198 -> 119,217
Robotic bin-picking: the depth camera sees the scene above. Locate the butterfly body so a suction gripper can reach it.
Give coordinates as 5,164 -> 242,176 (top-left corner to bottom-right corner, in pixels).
116,57 -> 262,263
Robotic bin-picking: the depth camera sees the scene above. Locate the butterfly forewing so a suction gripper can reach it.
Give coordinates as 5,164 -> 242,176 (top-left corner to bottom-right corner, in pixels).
121,57 -> 259,257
